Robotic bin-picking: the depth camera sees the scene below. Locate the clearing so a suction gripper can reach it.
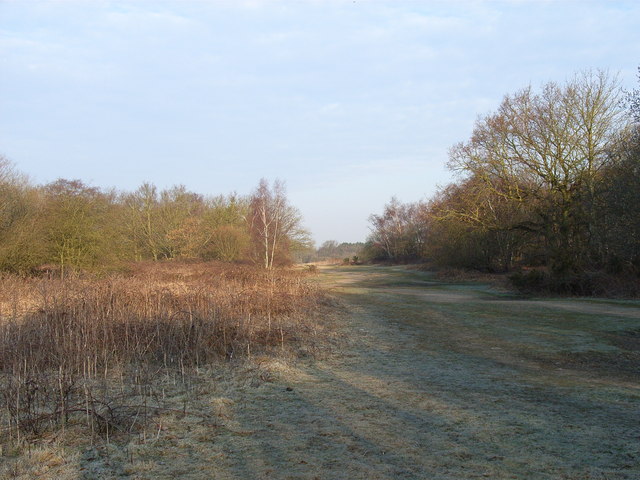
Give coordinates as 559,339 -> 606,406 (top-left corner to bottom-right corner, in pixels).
8,265 -> 639,479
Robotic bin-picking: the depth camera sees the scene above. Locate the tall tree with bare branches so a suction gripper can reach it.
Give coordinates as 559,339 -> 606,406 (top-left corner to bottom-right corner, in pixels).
448,70 -> 628,273
248,179 -> 309,269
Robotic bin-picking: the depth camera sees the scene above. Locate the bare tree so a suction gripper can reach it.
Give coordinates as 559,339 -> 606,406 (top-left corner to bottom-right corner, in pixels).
248,179 -> 308,269
368,197 -> 429,262
41,179 -> 109,277
448,70 -> 628,273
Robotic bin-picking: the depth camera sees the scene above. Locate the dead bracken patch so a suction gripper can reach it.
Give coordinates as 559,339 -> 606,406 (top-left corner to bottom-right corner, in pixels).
0,261 -> 330,450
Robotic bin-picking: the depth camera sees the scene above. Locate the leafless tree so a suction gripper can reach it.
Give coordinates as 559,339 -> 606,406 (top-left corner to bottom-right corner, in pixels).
448,69 -> 628,273
248,179 -> 308,269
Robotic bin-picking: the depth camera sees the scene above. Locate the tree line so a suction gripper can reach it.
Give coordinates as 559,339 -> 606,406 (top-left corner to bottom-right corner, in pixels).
309,241 -> 365,263
365,69 -> 640,294
0,169 -> 309,275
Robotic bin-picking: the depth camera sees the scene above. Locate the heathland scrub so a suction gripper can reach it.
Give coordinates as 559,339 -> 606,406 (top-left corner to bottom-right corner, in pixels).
5,265 -> 639,479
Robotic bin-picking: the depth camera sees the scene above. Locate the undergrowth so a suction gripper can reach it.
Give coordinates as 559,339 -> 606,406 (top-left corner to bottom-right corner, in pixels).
0,261 -> 326,449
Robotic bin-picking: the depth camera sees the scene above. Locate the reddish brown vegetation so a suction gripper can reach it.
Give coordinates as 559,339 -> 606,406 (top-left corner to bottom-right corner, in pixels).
0,261 -> 326,443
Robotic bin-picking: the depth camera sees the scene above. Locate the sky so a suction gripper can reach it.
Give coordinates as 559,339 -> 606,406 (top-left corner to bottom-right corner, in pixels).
1,0 -> 639,245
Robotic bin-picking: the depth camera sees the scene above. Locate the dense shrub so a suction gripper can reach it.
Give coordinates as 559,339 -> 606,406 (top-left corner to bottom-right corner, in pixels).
0,261 -> 326,442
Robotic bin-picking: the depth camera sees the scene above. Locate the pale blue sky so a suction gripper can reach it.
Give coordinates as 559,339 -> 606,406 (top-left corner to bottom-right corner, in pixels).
1,0 -> 639,245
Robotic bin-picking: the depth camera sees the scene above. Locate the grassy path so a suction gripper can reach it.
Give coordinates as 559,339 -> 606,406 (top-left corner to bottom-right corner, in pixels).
204,265 -> 639,479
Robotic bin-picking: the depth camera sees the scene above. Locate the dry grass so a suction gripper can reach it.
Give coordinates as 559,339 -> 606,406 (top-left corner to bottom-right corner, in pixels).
0,261 -> 327,450
2,265 -> 638,478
